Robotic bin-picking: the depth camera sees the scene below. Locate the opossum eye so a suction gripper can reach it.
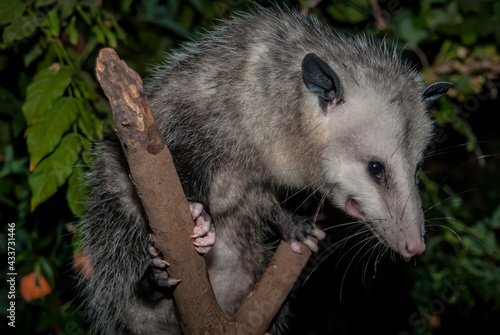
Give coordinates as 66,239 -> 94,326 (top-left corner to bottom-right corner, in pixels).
368,161 -> 385,180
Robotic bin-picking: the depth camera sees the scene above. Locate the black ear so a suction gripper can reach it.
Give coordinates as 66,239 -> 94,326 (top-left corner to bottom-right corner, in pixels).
422,82 -> 452,107
301,53 -> 343,104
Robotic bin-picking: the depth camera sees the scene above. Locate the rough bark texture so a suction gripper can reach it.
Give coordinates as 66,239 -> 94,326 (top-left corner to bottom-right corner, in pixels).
235,240 -> 313,335
95,47 -> 312,335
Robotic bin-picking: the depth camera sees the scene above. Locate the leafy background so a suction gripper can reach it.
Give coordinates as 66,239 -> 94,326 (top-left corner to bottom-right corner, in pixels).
0,0 -> 498,334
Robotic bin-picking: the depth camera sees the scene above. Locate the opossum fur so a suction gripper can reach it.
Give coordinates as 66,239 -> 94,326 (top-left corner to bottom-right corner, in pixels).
76,8 -> 451,335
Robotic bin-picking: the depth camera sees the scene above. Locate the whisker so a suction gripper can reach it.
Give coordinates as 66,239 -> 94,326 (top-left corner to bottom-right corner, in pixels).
374,243 -> 390,273
302,225 -> 370,286
423,189 -> 477,214
423,142 -> 474,159
425,220 -> 462,242
359,237 -> 382,283
423,132 -> 466,158
322,220 -> 366,232
312,193 -> 327,223
401,181 -> 418,220
425,218 -> 481,237
339,234 -> 376,300
290,191 -> 322,217
441,154 -> 497,183
278,178 -> 327,207
316,226 -> 368,262
382,196 -> 393,219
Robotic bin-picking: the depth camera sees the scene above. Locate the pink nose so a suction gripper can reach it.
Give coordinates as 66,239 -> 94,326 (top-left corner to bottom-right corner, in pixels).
398,238 -> 426,258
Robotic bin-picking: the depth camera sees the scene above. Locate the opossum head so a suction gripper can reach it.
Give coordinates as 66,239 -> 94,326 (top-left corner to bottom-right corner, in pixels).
301,53 -> 452,259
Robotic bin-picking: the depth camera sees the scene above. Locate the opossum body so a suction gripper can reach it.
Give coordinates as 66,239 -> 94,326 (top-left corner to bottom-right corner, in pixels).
77,8 -> 451,335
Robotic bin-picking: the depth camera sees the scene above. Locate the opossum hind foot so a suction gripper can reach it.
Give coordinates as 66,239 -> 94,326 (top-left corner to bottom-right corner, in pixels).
189,202 -> 215,254
148,202 -> 214,288
149,245 -> 181,287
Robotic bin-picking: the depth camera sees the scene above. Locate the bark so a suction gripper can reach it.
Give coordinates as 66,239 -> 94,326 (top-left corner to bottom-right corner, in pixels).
95,47 -> 312,335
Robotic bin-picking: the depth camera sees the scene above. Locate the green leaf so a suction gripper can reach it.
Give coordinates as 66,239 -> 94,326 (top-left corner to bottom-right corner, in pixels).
0,143 -> 28,178
67,165 -> 88,217
35,0 -> 57,7
392,10 -> 429,48
459,17 -> 478,45
35,42 -> 58,70
72,225 -> 84,254
1,15 -> 38,49
327,0 -> 369,24
60,0 -> 75,20
65,16 -> 78,45
46,7 -> 60,37
101,24 -> 117,48
28,133 -> 82,210
75,4 -> 91,25
38,256 -> 56,287
26,97 -> 79,168
91,25 -> 105,44
0,1 -> 27,25
80,135 -> 92,164
431,2 -> 459,28
22,67 -> 73,125
77,104 -> 102,141
23,43 -> 44,67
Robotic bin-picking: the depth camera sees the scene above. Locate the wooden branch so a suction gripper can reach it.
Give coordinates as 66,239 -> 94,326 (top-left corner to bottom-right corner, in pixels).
95,47 -> 313,335
235,240 -> 312,334
369,0 -> 387,30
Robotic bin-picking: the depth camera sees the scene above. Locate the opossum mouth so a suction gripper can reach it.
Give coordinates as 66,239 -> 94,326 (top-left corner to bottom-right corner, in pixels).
345,198 -> 366,221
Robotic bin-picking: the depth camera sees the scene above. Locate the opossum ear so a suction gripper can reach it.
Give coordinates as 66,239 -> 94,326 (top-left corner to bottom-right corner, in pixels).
422,82 -> 452,107
302,53 -> 343,104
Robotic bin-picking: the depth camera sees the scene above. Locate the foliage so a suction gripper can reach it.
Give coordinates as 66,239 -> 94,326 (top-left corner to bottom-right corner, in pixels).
0,0 -> 498,334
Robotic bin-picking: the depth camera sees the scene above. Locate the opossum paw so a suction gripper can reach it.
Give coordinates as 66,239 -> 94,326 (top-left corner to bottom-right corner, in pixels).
149,245 -> 181,287
147,202 -> 213,288
189,202 -> 215,254
284,224 -> 326,254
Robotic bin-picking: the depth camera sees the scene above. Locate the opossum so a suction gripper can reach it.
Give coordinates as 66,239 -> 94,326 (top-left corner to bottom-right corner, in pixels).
76,8 -> 451,335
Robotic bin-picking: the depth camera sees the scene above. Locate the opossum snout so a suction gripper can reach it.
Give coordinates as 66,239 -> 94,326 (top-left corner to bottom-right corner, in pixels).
344,198 -> 426,258
398,237 -> 426,258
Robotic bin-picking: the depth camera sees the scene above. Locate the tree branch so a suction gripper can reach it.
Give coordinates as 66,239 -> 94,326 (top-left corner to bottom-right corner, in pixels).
369,0 -> 387,30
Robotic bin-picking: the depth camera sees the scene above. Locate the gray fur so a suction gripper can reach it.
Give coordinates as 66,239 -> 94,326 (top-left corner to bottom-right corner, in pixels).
77,8 -> 448,334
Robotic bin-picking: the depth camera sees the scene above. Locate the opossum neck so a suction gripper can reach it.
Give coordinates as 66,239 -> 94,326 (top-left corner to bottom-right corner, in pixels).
245,110 -> 327,191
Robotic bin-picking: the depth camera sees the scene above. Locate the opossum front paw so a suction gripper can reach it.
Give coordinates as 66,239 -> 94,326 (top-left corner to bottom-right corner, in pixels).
280,217 -> 326,254
189,202 -> 215,254
149,245 -> 182,287
288,227 -> 326,253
